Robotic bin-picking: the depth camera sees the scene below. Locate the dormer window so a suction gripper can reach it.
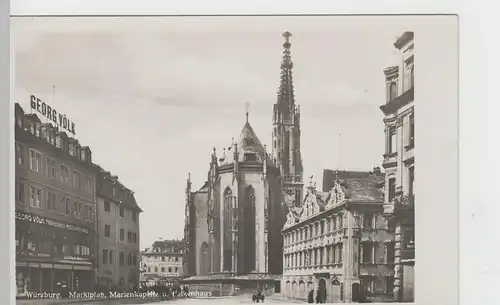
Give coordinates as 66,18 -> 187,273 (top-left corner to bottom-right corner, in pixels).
81,150 -> 86,161
35,124 -> 41,137
244,153 -> 257,162
69,143 -> 75,156
56,136 -> 61,149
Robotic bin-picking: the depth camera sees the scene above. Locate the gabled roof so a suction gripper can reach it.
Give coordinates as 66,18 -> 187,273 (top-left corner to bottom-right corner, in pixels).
237,122 -> 266,162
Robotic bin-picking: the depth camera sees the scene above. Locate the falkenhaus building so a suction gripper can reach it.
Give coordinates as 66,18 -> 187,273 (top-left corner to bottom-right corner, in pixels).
15,102 -> 100,296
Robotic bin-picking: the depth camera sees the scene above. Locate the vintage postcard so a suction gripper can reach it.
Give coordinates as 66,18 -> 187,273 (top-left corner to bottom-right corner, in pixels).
11,15 -> 458,304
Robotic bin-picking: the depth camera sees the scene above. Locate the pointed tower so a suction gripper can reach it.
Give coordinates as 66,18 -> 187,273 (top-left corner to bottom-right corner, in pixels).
272,31 -> 304,205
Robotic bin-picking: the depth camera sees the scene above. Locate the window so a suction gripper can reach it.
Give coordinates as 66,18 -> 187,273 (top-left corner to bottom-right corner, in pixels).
132,211 -> 137,222
45,157 -> 56,179
128,254 -> 132,266
15,143 -> 24,166
361,279 -> 375,295
175,256 -> 179,262
175,267 -> 178,272
29,150 -> 42,172
119,207 -> 124,217
73,171 -> 81,189
386,242 -> 395,264
362,243 -> 374,263
154,267 -> 158,273
120,229 -> 124,241
102,249 -> 108,265
410,66 -> 414,88
389,81 -> 398,101
69,143 -> 75,156
15,182 -> 25,204
46,192 -> 56,211
127,232 -> 131,243
388,126 -> 397,154
61,165 -> 70,183
109,250 -> 113,264
119,252 -> 124,265
409,167 -> 415,196
244,153 -> 257,162
104,224 -> 111,237
338,243 -> 343,263
65,198 -> 71,215
409,114 -> 415,146
133,255 -> 137,266
363,213 -> 374,229
73,202 -> 82,218
161,267 -> 165,272
385,276 -> 394,295
86,178 -> 92,195
29,186 -> 42,208
388,178 -> 396,202
86,206 -> 94,222
162,256 -> 165,262
168,267 -> 172,273
104,201 -> 110,212
112,187 -> 116,196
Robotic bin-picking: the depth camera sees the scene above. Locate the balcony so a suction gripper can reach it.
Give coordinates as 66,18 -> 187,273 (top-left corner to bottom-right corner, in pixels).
382,152 -> 397,169
380,86 -> 414,116
384,194 -> 415,217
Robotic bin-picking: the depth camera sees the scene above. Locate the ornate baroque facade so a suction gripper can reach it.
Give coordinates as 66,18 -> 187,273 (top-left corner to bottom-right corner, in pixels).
281,171 -> 395,303
380,31 -> 415,302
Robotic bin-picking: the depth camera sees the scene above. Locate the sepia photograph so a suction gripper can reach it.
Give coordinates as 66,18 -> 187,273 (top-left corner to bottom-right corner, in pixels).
10,15 -> 444,304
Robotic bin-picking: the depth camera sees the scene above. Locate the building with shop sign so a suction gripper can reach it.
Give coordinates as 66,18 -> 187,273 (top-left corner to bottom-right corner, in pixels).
281,169 -> 396,303
14,101 -> 99,297
95,168 -> 142,291
140,239 -> 185,287
380,31 -> 415,302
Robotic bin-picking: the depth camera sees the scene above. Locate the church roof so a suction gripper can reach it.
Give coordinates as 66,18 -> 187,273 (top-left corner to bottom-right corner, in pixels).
237,121 -> 266,162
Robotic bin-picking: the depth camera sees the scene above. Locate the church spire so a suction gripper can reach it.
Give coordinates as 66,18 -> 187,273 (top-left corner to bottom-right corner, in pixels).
272,31 -> 304,206
278,31 -> 295,108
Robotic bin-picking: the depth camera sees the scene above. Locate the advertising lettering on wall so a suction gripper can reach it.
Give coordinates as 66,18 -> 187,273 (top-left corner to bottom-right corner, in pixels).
15,212 -> 89,234
30,94 -> 76,135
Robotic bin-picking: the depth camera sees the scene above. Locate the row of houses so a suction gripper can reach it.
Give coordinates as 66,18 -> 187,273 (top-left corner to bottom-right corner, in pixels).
14,100 -> 143,297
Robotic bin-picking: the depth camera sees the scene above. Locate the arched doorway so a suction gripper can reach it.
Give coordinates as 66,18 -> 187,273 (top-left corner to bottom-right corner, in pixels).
298,281 -> 305,299
318,278 -> 327,303
291,281 -> 297,299
330,278 -> 341,303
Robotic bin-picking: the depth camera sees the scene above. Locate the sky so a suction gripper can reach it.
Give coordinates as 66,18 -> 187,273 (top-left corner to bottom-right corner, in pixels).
11,16 -> 411,250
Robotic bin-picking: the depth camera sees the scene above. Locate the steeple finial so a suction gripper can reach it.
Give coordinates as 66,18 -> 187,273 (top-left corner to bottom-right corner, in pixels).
283,31 -> 292,47
245,102 -> 250,122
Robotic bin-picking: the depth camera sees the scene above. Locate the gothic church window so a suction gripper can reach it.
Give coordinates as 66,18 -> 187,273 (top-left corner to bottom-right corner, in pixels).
223,188 -> 233,271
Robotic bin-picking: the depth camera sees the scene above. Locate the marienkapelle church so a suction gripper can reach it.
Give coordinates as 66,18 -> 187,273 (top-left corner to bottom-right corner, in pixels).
181,32 -> 304,295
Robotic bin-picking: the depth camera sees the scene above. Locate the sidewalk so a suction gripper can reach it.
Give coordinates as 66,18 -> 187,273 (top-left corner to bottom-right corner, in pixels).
265,294 -> 305,303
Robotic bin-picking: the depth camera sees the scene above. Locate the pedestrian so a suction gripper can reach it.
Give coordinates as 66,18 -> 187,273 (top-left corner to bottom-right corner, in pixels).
308,289 -> 314,303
